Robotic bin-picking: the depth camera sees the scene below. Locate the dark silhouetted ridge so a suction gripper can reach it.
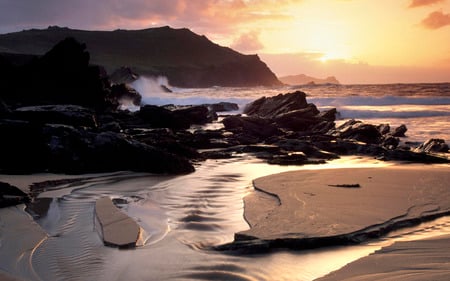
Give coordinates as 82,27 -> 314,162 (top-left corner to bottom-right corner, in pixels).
0,26 -> 281,87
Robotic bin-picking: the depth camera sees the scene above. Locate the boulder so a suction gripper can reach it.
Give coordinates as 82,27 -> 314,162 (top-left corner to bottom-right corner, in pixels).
414,139 -> 449,153
377,124 -> 390,135
273,104 -> 320,131
0,120 -> 194,174
0,182 -> 30,208
317,108 -> 337,122
222,115 -> 280,138
138,105 -> 189,129
330,119 -> 382,144
244,91 -> 308,118
110,84 -> 142,108
173,105 -> 215,125
392,124 -> 408,137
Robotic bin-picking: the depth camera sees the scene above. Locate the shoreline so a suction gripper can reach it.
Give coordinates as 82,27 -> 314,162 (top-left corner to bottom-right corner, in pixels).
218,165 -> 450,253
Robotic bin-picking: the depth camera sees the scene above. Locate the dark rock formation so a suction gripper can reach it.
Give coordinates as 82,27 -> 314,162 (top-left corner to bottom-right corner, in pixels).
0,37 -> 113,110
0,26 -> 282,88
110,84 -> 142,108
244,91 -> 309,118
0,182 -> 30,208
13,105 -> 98,127
414,139 -> 449,153
329,120 -> 382,144
392,124 -> 408,137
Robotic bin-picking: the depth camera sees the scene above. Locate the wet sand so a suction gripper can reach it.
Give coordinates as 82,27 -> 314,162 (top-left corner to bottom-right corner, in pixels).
316,234 -> 450,281
235,164 -> 450,279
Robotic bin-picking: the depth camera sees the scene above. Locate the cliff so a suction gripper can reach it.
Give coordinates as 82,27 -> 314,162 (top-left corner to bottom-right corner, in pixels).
0,26 -> 281,88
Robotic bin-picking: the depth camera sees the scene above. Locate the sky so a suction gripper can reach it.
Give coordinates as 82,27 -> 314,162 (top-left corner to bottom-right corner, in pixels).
0,0 -> 449,84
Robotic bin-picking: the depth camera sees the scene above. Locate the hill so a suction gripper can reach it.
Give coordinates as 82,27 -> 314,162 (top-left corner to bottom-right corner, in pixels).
279,74 -> 339,85
0,26 -> 281,88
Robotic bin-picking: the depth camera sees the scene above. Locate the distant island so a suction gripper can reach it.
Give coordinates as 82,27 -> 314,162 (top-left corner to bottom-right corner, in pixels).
0,26 -> 281,88
279,74 -> 340,85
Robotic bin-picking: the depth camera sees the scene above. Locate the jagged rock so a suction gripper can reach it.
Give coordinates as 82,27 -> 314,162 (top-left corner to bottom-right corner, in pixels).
317,108 -> 337,122
274,139 -> 339,159
0,120 -> 194,174
377,124 -> 390,135
110,84 -> 142,108
173,105 -> 215,125
392,124 -> 408,137
244,91 -> 308,118
138,105 -> 188,129
273,104 -> 320,131
330,119 -> 382,144
0,182 -> 30,208
13,104 -> 97,127
382,148 -> 449,163
382,135 -> 400,149
222,115 -> 280,139
1,37 -> 111,109
414,139 -> 449,153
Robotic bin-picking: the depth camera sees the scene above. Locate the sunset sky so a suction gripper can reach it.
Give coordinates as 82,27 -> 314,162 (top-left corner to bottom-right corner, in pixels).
1,0 -> 449,84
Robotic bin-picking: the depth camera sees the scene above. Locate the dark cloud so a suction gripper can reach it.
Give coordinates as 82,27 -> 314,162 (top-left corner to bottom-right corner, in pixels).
409,0 -> 446,8
0,0 -> 296,35
421,10 -> 450,29
231,31 -> 264,53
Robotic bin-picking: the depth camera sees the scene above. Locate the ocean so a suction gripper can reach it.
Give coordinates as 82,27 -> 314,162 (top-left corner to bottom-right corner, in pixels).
1,81 -> 449,281
132,79 -> 450,143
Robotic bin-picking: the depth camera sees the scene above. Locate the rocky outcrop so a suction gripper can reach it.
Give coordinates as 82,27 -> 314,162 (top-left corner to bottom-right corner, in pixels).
0,182 -> 30,208
414,139 -> 449,153
0,26 -> 282,88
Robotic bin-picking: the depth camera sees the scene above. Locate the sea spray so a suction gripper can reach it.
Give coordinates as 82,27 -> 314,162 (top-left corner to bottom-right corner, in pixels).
39,197 -> 61,235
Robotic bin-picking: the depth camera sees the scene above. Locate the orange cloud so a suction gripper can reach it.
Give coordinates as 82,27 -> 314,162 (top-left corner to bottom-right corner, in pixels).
421,10 -> 450,29
409,0 -> 446,8
231,31 -> 264,53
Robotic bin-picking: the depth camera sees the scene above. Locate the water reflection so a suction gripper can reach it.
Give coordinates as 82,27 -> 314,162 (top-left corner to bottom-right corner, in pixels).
0,156 -> 448,281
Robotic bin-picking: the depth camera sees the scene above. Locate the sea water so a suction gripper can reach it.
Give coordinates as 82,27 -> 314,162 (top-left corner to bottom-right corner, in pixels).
0,82 -> 449,281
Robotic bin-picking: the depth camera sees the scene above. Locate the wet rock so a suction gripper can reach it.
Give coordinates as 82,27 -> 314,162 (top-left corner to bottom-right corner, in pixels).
13,104 -> 97,127
244,91 -> 308,118
330,119 -> 382,144
317,108 -> 337,122
95,197 -> 140,248
382,135 -> 400,149
414,139 -> 449,153
377,124 -> 390,135
173,105 -> 215,125
205,102 -> 239,113
0,182 -> 30,208
382,148 -> 449,163
274,139 -> 339,159
1,38 -> 112,110
222,115 -> 280,138
110,84 -> 142,107
392,124 -> 408,137
273,104 -> 320,131
138,105 -> 189,129
268,152 -> 309,165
